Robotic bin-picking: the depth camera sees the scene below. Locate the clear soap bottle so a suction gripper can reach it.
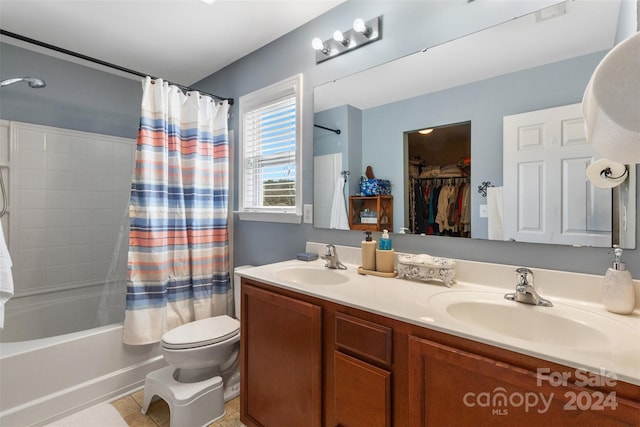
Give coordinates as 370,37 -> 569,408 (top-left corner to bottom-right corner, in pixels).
603,246 -> 635,315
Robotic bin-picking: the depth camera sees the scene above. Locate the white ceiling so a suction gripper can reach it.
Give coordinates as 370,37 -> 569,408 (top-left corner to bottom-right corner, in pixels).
0,0 -> 344,85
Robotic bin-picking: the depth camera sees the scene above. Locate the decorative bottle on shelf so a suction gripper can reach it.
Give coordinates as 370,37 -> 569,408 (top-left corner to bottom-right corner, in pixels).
361,231 -> 377,271
603,246 -> 635,315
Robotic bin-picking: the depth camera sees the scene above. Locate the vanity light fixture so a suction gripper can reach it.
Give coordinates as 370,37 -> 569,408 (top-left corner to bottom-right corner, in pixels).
312,16 -> 382,64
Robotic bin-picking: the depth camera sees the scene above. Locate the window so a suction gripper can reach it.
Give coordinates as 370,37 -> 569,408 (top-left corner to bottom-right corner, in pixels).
238,74 -> 303,223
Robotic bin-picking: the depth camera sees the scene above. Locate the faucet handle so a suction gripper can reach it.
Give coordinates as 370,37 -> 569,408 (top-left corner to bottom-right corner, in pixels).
515,268 -> 534,288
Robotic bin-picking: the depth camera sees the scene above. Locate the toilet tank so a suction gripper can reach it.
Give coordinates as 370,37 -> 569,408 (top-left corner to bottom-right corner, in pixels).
233,266 -> 253,320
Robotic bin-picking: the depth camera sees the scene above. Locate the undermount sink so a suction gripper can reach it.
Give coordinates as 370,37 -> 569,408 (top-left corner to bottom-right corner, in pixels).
427,291 -> 635,349
273,266 -> 349,285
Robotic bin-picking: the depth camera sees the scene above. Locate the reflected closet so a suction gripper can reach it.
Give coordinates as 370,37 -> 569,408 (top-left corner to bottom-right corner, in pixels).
406,122 -> 471,237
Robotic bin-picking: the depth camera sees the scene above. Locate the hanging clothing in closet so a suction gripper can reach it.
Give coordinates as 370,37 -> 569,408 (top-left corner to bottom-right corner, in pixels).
411,178 -> 470,237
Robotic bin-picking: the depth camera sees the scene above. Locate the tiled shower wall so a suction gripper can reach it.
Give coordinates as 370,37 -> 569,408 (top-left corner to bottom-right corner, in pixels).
5,121 -> 135,296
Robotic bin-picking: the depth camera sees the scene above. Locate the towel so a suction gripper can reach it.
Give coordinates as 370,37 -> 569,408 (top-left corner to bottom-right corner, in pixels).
487,186 -> 504,240
329,174 -> 349,230
0,220 -> 14,329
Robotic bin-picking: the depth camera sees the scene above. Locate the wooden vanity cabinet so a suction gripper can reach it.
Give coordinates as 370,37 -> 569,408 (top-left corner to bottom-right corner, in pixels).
240,281 -> 322,427
240,278 -> 640,427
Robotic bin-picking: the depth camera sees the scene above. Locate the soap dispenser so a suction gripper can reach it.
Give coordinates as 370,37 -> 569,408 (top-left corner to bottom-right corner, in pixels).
603,246 -> 635,314
378,229 -> 392,250
361,231 -> 377,271
376,229 -> 395,273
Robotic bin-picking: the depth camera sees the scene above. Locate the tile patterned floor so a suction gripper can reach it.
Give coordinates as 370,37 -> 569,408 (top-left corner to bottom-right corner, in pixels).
111,389 -> 243,427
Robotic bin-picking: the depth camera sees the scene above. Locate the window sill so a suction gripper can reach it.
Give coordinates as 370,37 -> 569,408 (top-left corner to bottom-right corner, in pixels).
236,211 -> 302,224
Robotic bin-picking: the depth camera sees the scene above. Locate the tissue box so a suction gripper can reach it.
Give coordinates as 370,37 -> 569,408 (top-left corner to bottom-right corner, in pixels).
397,254 -> 456,287
359,178 -> 391,196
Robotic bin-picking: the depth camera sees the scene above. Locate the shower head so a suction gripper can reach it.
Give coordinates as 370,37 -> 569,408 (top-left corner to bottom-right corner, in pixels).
0,77 -> 46,89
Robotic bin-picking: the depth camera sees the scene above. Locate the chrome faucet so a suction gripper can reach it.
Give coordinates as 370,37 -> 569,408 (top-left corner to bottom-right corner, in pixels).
322,244 -> 347,270
504,268 -> 552,307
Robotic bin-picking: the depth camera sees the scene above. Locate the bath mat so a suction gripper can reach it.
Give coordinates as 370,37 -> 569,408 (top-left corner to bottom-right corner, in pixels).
43,403 -> 128,427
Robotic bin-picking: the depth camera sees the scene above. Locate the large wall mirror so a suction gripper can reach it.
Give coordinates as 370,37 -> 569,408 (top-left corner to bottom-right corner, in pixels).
313,0 -> 636,249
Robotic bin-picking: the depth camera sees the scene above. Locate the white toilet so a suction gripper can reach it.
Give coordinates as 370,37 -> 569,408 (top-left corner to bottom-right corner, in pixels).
141,267 -> 247,427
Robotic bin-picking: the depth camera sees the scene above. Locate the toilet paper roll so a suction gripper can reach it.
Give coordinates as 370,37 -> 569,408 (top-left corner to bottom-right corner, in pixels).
586,158 -> 628,189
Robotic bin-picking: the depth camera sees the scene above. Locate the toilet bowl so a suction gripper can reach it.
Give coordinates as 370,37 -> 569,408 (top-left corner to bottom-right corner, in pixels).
161,315 -> 240,383
141,267 -> 250,426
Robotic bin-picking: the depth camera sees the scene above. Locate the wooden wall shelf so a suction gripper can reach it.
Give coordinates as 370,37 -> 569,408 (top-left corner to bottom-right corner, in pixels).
349,195 -> 393,232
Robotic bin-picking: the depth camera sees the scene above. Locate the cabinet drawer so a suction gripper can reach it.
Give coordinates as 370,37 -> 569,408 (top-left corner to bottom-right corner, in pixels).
334,351 -> 391,427
335,312 -> 392,367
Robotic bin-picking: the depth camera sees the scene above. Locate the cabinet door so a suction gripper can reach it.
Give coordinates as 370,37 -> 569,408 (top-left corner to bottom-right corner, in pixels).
408,336 -> 637,426
334,351 -> 391,427
241,283 -> 322,427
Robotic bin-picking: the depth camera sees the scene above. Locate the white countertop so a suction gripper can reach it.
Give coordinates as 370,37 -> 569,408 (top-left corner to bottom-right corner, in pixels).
237,243 -> 640,387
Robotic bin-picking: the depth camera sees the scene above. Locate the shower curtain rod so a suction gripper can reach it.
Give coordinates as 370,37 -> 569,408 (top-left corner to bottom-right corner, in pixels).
0,29 -> 234,105
314,124 -> 341,135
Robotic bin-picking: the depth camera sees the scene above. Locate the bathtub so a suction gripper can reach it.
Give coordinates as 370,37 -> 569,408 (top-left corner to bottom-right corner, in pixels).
0,323 -> 165,426
0,284 -> 165,426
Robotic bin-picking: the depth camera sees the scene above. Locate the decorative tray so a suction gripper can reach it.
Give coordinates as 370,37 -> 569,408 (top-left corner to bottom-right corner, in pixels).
357,267 -> 398,278
396,254 -> 456,287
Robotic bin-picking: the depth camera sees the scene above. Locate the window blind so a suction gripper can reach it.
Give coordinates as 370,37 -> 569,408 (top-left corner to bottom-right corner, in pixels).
243,95 -> 297,210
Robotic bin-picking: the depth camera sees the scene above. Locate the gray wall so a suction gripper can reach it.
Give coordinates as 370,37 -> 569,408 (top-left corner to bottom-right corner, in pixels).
196,0 -> 639,277
0,43 -> 140,138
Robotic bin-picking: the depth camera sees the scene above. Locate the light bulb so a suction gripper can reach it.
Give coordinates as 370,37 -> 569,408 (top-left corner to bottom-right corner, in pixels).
353,18 -> 367,34
311,37 -> 325,51
333,30 -> 349,46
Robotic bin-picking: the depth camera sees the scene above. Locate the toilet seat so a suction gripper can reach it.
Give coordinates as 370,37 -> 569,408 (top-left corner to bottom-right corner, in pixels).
162,315 -> 240,350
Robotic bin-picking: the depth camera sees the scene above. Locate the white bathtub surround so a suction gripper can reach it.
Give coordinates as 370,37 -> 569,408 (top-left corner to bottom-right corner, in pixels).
245,242 -> 640,386
0,220 -> 13,329
0,324 -> 165,426
5,122 -> 135,304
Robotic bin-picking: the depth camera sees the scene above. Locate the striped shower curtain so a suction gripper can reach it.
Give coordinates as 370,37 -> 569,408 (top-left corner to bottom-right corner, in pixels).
123,77 -> 231,345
